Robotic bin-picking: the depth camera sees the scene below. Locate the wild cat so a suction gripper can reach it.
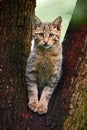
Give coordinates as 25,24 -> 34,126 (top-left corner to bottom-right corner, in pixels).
26,16 -> 63,115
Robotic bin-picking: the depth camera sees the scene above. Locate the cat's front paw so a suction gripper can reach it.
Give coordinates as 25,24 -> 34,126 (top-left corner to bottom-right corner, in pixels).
37,100 -> 48,115
28,100 -> 38,112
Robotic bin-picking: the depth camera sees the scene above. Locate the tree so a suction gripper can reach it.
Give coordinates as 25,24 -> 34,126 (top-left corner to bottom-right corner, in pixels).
0,0 -> 36,129
0,0 -> 87,130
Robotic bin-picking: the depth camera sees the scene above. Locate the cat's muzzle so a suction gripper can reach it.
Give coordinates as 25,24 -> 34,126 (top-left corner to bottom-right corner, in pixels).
43,42 -> 51,49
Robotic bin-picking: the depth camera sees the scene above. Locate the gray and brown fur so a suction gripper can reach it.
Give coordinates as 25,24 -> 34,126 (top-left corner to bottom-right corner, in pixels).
26,16 -> 63,114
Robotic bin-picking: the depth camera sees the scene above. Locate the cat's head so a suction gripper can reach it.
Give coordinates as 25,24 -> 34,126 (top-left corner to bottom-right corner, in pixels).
32,15 -> 62,49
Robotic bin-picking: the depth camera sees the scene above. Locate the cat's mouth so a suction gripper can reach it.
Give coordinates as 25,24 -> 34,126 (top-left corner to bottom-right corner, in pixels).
37,42 -> 53,49
43,44 -> 52,49
42,42 -> 54,49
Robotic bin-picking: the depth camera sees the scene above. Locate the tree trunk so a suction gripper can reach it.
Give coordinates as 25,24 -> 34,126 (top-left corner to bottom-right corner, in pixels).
0,0 -> 87,130
0,0 -> 35,129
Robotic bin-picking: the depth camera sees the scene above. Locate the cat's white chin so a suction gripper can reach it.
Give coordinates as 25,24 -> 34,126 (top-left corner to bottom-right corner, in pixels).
43,45 -> 53,49
44,46 -> 51,49
37,44 -> 52,49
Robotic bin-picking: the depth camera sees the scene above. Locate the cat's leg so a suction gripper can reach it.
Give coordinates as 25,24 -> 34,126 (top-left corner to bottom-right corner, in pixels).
28,83 -> 38,112
37,86 -> 55,114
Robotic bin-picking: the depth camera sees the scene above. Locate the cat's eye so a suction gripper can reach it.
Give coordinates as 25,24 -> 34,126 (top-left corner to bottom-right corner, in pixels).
39,33 -> 44,37
49,33 -> 54,37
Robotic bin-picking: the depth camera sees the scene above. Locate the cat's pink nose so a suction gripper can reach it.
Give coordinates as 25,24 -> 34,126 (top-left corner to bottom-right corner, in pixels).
44,38 -> 48,43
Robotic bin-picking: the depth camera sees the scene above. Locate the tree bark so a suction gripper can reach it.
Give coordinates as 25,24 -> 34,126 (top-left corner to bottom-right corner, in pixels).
0,0 -> 35,129
0,0 -> 87,130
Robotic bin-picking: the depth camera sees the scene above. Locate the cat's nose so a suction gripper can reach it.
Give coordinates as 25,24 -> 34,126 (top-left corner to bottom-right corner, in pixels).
44,38 -> 48,44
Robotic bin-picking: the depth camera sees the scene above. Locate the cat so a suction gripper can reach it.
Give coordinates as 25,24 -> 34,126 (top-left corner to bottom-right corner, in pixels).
26,15 -> 63,115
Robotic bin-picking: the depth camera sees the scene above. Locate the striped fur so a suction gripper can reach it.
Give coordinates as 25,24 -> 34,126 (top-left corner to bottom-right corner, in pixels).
26,16 -> 63,114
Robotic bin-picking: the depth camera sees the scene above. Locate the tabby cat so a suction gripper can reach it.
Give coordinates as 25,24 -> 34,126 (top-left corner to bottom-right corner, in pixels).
26,16 -> 63,115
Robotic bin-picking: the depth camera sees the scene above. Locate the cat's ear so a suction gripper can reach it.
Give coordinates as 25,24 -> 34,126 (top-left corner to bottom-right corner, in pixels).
32,15 -> 42,29
52,16 -> 62,30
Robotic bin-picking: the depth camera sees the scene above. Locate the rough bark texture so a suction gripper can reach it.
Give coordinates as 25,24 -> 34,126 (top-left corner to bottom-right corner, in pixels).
0,0 -> 36,129
0,0 -> 87,130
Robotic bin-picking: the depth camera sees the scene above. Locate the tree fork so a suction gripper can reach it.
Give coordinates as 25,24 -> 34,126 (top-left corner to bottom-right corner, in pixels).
0,0 -> 87,129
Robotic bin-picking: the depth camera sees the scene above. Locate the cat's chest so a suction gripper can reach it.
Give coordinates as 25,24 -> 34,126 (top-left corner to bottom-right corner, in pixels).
36,57 -> 53,72
35,57 -> 54,86
33,49 -> 59,72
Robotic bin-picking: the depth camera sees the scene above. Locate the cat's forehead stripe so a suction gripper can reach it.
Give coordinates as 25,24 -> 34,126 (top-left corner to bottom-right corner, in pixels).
42,23 -> 51,31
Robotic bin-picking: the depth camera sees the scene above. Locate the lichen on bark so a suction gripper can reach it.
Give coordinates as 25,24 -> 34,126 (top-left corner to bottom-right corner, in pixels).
63,54 -> 87,130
